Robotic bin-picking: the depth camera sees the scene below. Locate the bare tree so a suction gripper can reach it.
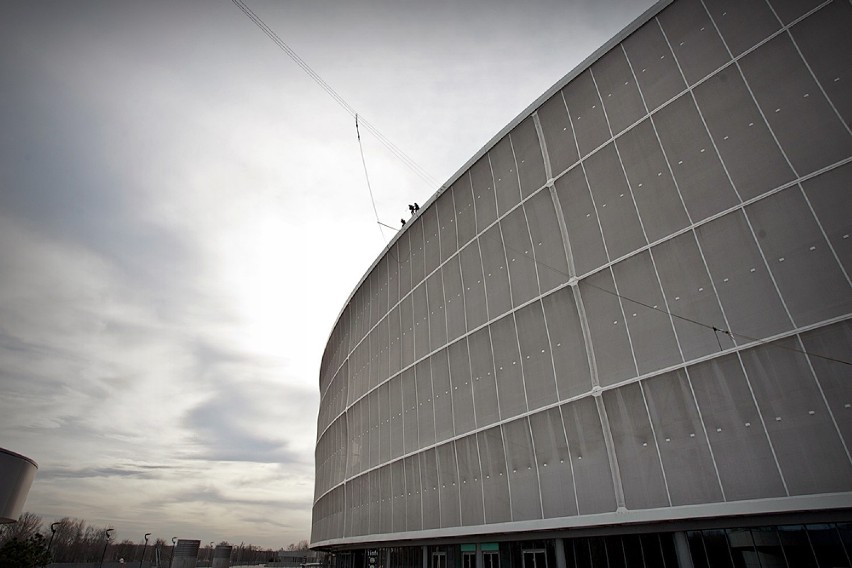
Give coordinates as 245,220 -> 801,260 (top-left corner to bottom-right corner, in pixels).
153,538 -> 167,566
0,512 -> 43,545
115,538 -> 136,562
285,540 -> 309,552
3,513 -> 293,566
46,517 -> 115,563
51,517 -> 86,562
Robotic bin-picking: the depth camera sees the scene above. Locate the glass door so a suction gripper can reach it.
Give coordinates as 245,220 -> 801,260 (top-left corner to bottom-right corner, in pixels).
431,551 -> 447,568
483,551 -> 500,568
522,549 -> 547,568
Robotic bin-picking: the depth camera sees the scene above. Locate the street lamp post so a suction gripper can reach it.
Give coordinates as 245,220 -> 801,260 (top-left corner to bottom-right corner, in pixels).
139,533 -> 151,568
169,537 -> 177,568
209,542 -> 214,567
48,522 -> 60,557
99,528 -> 114,568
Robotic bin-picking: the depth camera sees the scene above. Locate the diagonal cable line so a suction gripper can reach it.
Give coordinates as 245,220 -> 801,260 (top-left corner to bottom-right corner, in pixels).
491,231 -> 851,367
356,114 -> 389,243
232,0 -> 440,189
235,0 -> 849,368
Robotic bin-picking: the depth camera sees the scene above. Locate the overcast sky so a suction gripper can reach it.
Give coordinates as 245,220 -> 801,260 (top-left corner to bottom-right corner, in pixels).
0,0 -> 654,549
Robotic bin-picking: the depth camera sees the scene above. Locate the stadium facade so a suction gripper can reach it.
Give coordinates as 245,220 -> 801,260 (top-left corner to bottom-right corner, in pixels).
311,0 -> 852,566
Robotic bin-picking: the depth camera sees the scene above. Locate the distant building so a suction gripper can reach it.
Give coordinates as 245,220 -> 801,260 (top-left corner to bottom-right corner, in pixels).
171,539 -> 201,568
0,447 -> 37,524
212,545 -> 233,568
311,0 -> 852,566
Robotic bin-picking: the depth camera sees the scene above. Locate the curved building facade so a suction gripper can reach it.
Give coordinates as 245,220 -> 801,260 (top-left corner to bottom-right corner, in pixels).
312,0 -> 852,565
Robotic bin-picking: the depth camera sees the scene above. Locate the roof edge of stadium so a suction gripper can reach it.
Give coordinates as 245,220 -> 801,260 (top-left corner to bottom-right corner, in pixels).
322,0 -> 674,359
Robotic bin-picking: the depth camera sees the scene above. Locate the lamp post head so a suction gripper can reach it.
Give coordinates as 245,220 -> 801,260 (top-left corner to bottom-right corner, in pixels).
50,522 -> 59,534
144,533 -> 151,543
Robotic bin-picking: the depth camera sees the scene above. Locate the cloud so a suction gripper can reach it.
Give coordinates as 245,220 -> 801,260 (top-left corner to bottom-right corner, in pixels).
183,396 -> 300,464
38,465 -> 169,481
170,486 -> 310,511
0,0 -> 656,548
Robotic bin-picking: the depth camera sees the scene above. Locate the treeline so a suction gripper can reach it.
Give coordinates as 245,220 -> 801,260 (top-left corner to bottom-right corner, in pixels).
0,512 -> 282,565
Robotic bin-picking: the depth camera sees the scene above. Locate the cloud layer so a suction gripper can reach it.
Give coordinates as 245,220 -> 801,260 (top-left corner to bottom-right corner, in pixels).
0,0 -> 652,548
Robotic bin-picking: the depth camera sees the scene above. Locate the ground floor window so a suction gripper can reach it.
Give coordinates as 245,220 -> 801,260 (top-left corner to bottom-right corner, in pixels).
509,539 -> 556,567
388,545 -> 421,567
325,521 -> 852,567
483,550 -> 500,568
522,548 -> 548,568
563,533 -> 678,568
687,523 -> 851,568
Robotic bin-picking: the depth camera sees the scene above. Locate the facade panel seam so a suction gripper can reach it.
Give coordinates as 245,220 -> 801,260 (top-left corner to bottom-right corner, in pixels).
795,333 -> 852,466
